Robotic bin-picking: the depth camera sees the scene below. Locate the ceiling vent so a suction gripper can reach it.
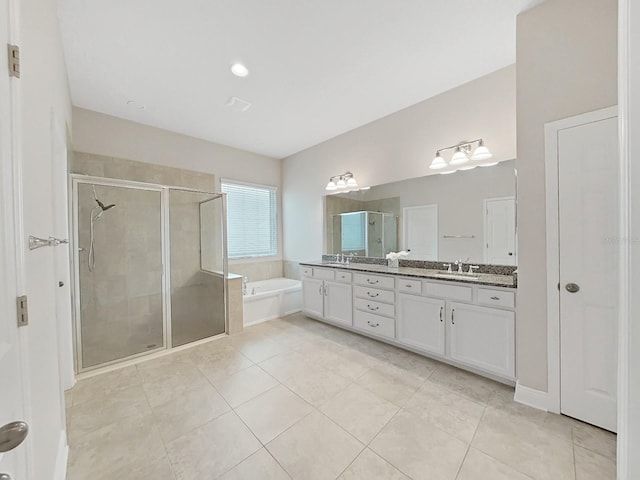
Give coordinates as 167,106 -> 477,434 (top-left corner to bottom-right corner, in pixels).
226,96 -> 252,112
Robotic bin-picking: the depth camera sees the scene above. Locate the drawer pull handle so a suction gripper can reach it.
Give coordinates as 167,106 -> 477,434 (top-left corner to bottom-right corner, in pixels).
490,296 -> 500,300
367,305 -> 379,311
451,308 -> 455,325
367,292 -> 379,298
367,279 -> 379,284
367,321 -> 380,328
440,306 -> 443,322
405,284 -> 412,288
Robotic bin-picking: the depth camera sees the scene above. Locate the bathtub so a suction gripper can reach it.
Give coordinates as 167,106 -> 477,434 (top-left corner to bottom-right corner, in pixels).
243,277 -> 302,326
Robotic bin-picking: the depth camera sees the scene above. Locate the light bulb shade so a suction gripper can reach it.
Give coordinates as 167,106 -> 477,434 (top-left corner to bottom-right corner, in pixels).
346,176 -> 358,187
449,148 -> 469,165
429,153 -> 447,170
336,178 -> 347,188
325,180 -> 337,191
471,145 -> 493,161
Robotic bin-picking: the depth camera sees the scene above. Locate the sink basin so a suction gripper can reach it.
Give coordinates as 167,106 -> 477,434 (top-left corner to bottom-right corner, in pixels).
433,273 -> 480,281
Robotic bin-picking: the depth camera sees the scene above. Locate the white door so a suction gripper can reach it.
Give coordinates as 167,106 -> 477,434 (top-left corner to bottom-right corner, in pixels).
403,205 -> 438,260
302,278 -> 324,318
448,302 -> 515,379
0,0 -> 29,475
324,281 -> 352,326
559,114 -> 618,432
484,197 -> 516,265
397,294 -> 445,355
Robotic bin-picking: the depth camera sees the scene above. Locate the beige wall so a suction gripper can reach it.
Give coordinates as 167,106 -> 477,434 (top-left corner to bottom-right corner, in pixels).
72,107 -> 284,278
516,0 -> 618,391
282,65 -> 516,265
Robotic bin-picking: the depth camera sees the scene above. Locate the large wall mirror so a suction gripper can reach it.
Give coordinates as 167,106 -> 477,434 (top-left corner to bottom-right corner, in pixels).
324,159 -> 517,265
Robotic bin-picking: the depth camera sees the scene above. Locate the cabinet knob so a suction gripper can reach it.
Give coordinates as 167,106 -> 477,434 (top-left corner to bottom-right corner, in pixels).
451,308 -> 455,325
367,321 -> 380,328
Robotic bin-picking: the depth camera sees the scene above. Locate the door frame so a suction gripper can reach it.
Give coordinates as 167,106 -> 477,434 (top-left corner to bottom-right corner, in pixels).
483,195 -> 516,264
544,105 -> 618,414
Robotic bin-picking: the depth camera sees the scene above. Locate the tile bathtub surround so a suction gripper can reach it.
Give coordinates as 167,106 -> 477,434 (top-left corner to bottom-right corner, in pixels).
229,259 -> 285,282
66,314 -> 616,480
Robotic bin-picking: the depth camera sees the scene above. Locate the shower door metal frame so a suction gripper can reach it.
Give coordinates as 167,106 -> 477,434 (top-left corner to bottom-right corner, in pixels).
70,174 -> 228,374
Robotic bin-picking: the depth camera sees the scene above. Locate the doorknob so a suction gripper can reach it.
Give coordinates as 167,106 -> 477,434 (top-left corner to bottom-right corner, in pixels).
0,421 -> 29,453
565,283 -> 580,293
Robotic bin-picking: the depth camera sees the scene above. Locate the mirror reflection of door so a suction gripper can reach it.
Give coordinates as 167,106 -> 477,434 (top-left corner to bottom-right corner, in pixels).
484,196 -> 516,265
403,205 -> 438,261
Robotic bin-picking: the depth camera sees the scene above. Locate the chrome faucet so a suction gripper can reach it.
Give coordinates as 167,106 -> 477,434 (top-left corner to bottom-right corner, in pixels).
243,276 -> 249,295
468,265 -> 480,275
455,258 -> 469,274
443,263 -> 453,273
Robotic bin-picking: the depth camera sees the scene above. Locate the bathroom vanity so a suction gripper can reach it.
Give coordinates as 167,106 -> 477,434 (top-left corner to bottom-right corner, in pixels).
300,261 -> 516,384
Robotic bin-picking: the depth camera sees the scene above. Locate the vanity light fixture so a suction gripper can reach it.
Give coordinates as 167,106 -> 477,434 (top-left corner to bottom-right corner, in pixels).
429,139 -> 493,171
325,172 -> 359,191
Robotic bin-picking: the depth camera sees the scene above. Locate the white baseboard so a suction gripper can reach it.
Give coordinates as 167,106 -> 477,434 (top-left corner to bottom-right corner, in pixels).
54,429 -> 69,480
514,381 -> 549,412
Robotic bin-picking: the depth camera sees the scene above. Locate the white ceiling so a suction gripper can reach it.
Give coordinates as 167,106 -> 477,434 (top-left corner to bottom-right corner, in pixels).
58,0 -> 541,159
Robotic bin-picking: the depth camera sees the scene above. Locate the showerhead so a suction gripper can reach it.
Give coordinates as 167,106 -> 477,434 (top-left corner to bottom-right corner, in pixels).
92,185 -> 116,212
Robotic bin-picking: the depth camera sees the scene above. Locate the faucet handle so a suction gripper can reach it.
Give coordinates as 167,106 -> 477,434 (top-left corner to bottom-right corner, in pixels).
443,263 -> 452,273
468,265 -> 480,274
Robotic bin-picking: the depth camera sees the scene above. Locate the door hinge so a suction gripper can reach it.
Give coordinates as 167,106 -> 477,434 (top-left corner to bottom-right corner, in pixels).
16,295 -> 28,327
7,44 -> 20,78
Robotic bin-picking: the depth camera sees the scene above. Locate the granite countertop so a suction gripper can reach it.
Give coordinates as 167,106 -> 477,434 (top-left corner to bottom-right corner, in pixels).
300,261 -> 517,289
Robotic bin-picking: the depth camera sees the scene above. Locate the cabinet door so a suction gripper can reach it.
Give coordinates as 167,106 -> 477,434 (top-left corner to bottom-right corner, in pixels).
302,278 -> 324,318
324,281 -> 353,326
397,294 -> 445,356
448,302 -> 515,379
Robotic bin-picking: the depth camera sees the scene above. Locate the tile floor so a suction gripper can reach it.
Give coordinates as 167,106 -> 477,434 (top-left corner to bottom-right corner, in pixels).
65,313 -> 617,480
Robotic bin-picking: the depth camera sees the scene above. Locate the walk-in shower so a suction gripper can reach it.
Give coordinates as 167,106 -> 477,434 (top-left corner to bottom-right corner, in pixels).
71,176 -> 227,372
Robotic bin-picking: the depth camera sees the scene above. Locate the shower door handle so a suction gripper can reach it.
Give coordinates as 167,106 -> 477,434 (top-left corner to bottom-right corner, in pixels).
28,236 -> 69,250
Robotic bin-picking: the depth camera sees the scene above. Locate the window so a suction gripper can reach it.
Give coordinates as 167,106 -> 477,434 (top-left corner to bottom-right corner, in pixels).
221,179 -> 278,259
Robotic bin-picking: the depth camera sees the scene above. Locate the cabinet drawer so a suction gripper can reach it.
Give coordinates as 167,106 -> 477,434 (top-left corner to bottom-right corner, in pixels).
335,270 -> 352,283
353,272 -> 394,290
354,298 -> 395,318
425,281 -> 472,301
477,288 -> 515,309
313,268 -> 335,280
354,285 -> 395,304
354,310 -> 395,339
397,278 -> 422,294
301,266 -> 313,277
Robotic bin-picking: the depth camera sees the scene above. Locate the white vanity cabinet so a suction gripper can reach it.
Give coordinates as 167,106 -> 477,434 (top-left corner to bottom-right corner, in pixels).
448,302 -> 515,378
300,264 -> 516,383
397,293 -> 445,356
353,273 -> 395,340
302,268 -> 352,326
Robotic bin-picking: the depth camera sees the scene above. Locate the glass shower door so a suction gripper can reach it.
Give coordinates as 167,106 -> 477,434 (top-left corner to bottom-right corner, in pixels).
75,182 -> 164,369
169,190 -> 226,347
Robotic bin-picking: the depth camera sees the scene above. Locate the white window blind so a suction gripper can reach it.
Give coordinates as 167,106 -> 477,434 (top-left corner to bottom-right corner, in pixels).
222,180 -> 278,258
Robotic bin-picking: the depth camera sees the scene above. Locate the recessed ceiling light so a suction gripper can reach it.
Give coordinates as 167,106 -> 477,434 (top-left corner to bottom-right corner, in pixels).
126,100 -> 145,110
230,63 -> 249,77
